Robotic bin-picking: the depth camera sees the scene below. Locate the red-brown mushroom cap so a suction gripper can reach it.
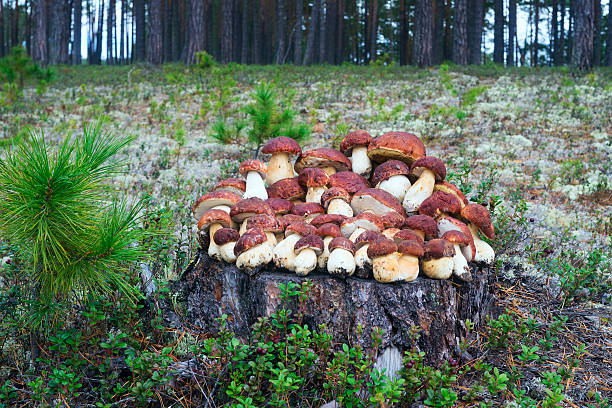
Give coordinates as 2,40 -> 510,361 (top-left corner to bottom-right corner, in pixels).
294,234 -> 325,255
294,148 -> 352,174
246,214 -> 284,233
213,178 -> 247,195
309,213 -> 347,227
341,213 -> 384,237
279,214 -> 304,229
321,187 -> 351,208
371,160 -> 411,185
292,202 -> 325,218
297,167 -> 330,188
329,171 -> 370,194
285,222 -> 317,237
441,230 -> 470,246
316,223 -> 342,238
213,228 -> 240,245
381,212 -> 406,229
437,215 -> 476,261
229,198 -> 273,222
460,204 -> 495,239
239,159 -> 267,179
423,239 -> 455,260
367,238 -> 398,258
367,132 -> 426,164
261,136 -> 302,156
339,130 -> 373,154
410,156 -> 446,181
418,191 -> 462,218
234,228 -> 268,256
267,178 -> 306,200
393,229 -> 425,243
404,215 -> 438,239
355,230 -> 384,248
266,198 -> 294,215
329,237 -> 356,255
198,209 -> 232,230
192,191 -> 242,220
434,182 -> 468,207
398,240 -> 425,257
351,188 -> 406,217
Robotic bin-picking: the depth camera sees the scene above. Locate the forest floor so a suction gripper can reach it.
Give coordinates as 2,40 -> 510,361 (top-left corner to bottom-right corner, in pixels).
0,64 -> 611,406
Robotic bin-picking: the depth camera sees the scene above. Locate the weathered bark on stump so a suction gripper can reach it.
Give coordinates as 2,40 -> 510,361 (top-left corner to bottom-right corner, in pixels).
179,253 -> 498,366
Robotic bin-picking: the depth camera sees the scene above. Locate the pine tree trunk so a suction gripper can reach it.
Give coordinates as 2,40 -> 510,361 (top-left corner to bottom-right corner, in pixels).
11,0 -> 18,48
533,0 -> 539,66
163,0 -> 171,61
303,0 -> 320,65
73,0 -> 82,64
414,0 -> 433,66
326,0 -> 337,63
318,0 -> 326,63
433,0 -> 444,64
444,0 -> 451,60
568,0 -> 574,63
185,0 -> 204,63
148,0 -> 163,64
551,0 -> 558,65
606,0 -> 612,66
107,0 -> 115,64
294,0 -> 303,64
368,0 -> 377,62
252,0 -> 260,63
507,0 -> 516,66
558,0 -> 565,65
172,0 -> 181,61
0,1 -> 4,58
241,0 -> 249,63
32,0 -> 47,64
49,0 -> 69,64
399,0 -> 406,65
493,0 -> 504,63
453,0 -> 467,65
571,0 -> 594,70
232,0 -> 240,62
275,0 -> 286,63
134,0 -> 145,61
221,0 -> 233,63
26,0 -> 32,56
467,0 -> 482,64
336,0 -> 343,64
593,0 -> 600,66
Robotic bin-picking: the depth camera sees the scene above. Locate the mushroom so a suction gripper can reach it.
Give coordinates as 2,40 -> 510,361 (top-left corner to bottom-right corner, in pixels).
239,159 -> 268,200
327,237 -> 357,278
197,209 -> 232,259
436,215 -> 475,262
298,167 -> 330,203
192,191 -> 242,220
371,160 -> 412,202
316,223 -> 343,269
292,202 -> 325,223
396,240 -> 424,282
294,234 -> 325,276
339,130 -> 373,177
381,228 -> 401,239
229,198 -> 273,235
368,238 -> 401,283
441,230 -> 472,282
234,228 -> 270,271
309,213 -> 347,228
273,222 -> 317,271
329,171 -> 370,194
341,212 -> 384,241
321,187 -> 353,217
267,177 -> 306,202
266,198 -> 294,216
433,181 -> 468,210
261,137 -> 302,185
213,228 -> 240,263
351,188 -> 406,218
421,239 -> 455,280
245,214 -> 283,246
367,131 -> 426,165
418,191 -> 462,219
213,178 -> 247,196
392,229 -> 424,244
294,148 -> 352,176
354,230 -> 382,275
403,215 -> 438,241
403,156 -> 446,213
381,211 -> 406,230
459,204 -> 496,264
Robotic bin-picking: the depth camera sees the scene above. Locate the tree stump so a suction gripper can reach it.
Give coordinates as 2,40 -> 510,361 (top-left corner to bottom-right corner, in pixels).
178,252 -> 498,366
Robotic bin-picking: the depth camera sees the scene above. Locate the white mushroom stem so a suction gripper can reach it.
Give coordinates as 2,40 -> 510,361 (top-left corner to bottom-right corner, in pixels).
236,245 -> 271,271
294,249 -> 318,276
397,254 -> 420,282
451,244 -> 472,282
219,242 -> 237,263
348,227 -> 366,242
208,223 -> 223,259
239,220 -> 249,235
327,248 -> 356,277
350,146 -> 372,177
318,236 -> 334,269
372,254 -> 401,283
322,166 -> 337,176
327,199 -> 353,217
266,152 -> 294,185
421,257 -> 454,279
211,205 -> 231,213
377,175 -> 411,202
354,244 -> 371,270
402,169 -> 436,212
243,171 -> 268,200
466,223 -> 495,264
273,234 -> 301,271
306,186 -> 328,204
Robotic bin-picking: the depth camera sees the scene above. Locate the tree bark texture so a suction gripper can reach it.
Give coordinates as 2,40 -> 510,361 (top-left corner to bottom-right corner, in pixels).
571,0 -> 594,70
433,0 -> 444,64
399,0 -> 407,65
493,0 -> 504,63
453,0 -> 467,65
593,0 -> 600,66
607,0 -> 612,66
414,0 -> 433,66
32,0 -> 47,64
134,0 -> 145,61
222,0 -> 233,63
186,0 -> 205,64
147,0 -> 163,64
49,0 -> 70,64
507,0 -> 516,66
303,0 -> 320,65
241,0 -> 249,63
275,0 -> 286,64
294,0 -> 303,64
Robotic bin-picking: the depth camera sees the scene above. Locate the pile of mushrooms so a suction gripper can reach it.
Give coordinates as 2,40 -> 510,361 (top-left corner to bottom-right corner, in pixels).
192,132 -> 496,283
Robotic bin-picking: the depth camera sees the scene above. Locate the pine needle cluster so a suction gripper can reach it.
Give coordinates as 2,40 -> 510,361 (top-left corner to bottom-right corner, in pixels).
0,121 -> 145,320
